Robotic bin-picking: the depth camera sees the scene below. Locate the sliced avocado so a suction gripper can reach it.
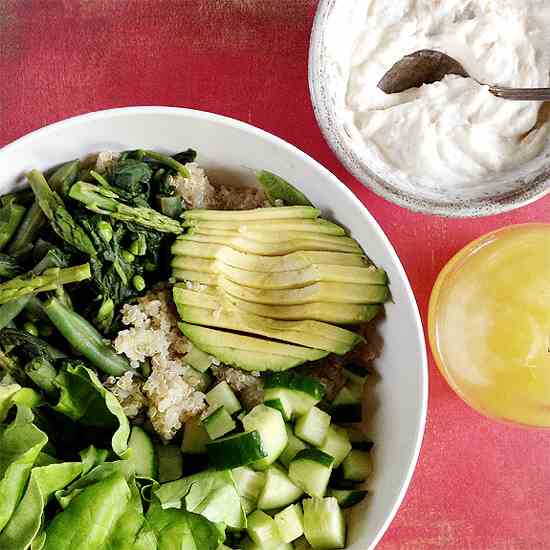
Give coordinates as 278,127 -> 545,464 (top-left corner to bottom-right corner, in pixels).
178,234 -> 362,256
178,322 -> 328,361
172,257 -> 387,288
256,170 -> 313,207
172,241 -> 369,271
173,269 -> 216,285
174,285 -> 381,324
176,304 -> 360,354
190,227 -> 361,250
183,206 -> 320,222
220,277 -> 389,305
183,218 -> 346,236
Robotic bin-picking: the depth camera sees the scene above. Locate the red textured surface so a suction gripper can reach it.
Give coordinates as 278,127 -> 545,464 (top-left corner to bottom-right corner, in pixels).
1,1 -> 550,548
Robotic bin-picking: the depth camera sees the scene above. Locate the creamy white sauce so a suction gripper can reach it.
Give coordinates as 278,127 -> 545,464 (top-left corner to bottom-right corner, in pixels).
343,0 -> 550,189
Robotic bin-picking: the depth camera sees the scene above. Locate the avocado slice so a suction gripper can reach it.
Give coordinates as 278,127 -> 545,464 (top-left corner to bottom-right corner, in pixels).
183,206 -> 320,222
173,285 -> 381,324
178,234 -> 361,256
172,242 -> 369,271
172,257 -> 387,288
176,304 -> 360,354
190,227 -> 361,250
179,322 -> 328,363
183,218 -> 346,236
220,277 -> 389,305
256,170 -> 313,207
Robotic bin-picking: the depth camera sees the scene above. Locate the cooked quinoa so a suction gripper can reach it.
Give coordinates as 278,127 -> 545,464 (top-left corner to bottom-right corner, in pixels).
111,288 -> 207,440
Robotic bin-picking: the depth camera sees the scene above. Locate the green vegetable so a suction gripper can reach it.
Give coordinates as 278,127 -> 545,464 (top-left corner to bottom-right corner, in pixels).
132,274 -> 146,292
25,356 -> 57,394
0,254 -> 23,279
69,182 -> 183,234
48,160 -> 80,196
96,220 -> 113,242
155,469 -> 246,529
139,149 -> 190,179
7,203 -> 46,255
0,263 -> 91,305
257,170 -> 313,207
0,461 -> 82,550
158,196 -> 183,219
42,297 -> 130,376
0,328 -> 67,363
111,159 -> 153,206
0,198 -> 26,252
27,170 -> 96,256
23,321 -> 39,336
0,405 -> 48,532
52,362 -> 130,457
122,249 -> 135,263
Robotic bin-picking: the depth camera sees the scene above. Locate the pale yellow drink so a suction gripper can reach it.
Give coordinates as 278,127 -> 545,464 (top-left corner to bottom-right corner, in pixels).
429,224 -> 550,427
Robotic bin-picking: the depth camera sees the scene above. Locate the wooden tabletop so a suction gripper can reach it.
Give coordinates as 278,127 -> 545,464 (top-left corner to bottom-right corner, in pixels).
1,1 -> 549,548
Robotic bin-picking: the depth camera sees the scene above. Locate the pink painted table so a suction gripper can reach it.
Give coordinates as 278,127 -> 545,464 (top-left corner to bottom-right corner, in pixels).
1,2 -> 549,548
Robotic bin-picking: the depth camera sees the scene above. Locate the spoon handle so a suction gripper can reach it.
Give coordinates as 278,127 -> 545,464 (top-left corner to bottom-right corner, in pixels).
490,86 -> 550,101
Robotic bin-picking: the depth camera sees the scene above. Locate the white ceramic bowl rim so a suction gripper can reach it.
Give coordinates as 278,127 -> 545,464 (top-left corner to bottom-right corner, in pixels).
308,0 -> 550,218
0,106 -> 428,549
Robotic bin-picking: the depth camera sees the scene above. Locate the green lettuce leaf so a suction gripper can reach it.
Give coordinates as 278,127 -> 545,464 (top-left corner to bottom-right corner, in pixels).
0,461 -> 82,550
0,405 -> 48,532
53,363 -> 130,457
0,384 -> 21,422
155,470 -> 246,529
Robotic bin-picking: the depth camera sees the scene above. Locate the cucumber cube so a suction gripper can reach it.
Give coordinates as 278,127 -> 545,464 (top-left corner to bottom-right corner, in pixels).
289,449 -> 334,498
264,395 -> 293,421
181,417 -> 210,454
156,444 -> 183,482
274,503 -> 304,543
202,406 -> 236,440
184,344 -> 212,373
342,449 -> 372,482
247,510 -> 285,550
257,465 -> 303,510
294,407 -> 331,447
327,488 -> 368,509
232,466 -> 266,512
206,381 -> 242,415
206,430 -> 267,470
303,497 -> 346,549
243,404 -> 288,470
319,425 -> 352,468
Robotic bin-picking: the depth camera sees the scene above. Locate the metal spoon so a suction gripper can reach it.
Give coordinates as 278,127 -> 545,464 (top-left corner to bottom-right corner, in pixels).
377,49 -> 550,101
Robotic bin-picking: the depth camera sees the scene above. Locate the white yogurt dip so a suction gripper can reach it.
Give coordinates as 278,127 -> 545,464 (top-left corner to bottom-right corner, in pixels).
343,0 -> 550,189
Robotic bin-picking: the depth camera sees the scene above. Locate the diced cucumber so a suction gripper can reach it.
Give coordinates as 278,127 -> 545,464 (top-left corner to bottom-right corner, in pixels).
247,510 -> 285,550
279,425 -> 309,468
206,380 -> 242,415
294,407 -> 331,447
156,444 -> 183,482
181,417 -> 210,454
264,372 -> 326,418
318,425 -> 352,468
184,343 -> 212,372
264,396 -> 293,422
127,425 -> 157,478
243,404 -> 288,470
289,449 -> 334,498
274,503 -> 304,543
303,497 -> 346,549
257,464 -> 303,510
293,536 -> 312,550
327,488 -> 368,509
342,450 -> 372,482
202,406 -> 237,439
232,466 -> 266,514
344,426 -> 374,452
342,361 -> 369,396
332,386 -> 356,406
207,430 -> 267,469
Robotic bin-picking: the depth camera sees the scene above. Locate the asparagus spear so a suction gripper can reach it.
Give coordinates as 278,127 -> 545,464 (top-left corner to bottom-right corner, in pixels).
48,159 -> 80,196
69,181 -> 183,234
0,263 -> 91,305
0,254 -> 23,279
0,199 -> 26,252
7,202 -> 46,255
27,170 -> 96,256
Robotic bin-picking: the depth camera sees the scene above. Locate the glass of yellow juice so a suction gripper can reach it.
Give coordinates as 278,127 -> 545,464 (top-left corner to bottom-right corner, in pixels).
429,224 -> 550,427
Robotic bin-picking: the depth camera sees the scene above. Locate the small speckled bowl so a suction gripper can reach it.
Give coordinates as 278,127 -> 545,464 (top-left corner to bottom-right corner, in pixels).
308,0 -> 550,217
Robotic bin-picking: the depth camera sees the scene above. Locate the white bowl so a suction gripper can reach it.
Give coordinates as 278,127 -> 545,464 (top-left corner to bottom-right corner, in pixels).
0,107 -> 428,549
309,0 -> 550,217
